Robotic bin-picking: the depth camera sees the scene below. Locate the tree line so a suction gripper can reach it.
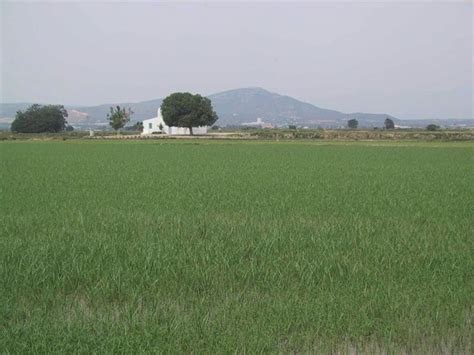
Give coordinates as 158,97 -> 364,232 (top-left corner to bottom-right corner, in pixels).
9,97 -> 442,133
347,118 -> 395,130
10,93 -> 218,134
346,118 -> 443,130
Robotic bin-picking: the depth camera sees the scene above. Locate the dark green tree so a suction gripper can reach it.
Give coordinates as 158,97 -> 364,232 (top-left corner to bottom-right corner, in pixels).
161,92 -> 218,135
107,106 -> 133,134
135,121 -> 144,132
11,104 -> 68,133
347,119 -> 358,129
384,118 -> 395,129
426,124 -> 440,131
65,125 -> 74,132
288,125 -> 297,130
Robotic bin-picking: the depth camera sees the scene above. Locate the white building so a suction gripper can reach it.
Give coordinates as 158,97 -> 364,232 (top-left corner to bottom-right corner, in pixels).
241,117 -> 274,129
142,108 -> 208,135
242,117 -> 264,127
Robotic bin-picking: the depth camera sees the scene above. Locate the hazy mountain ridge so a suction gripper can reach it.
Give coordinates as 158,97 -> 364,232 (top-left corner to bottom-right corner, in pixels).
209,87 -> 350,126
1,88 -> 472,128
77,98 -> 164,123
0,103 -> 37,118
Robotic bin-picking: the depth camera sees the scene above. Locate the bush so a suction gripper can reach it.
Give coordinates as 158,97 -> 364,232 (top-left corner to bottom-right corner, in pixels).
384,118 -> 395,130
347,119 -> 358,129
11,104 -> 68,133
426,124 -> 440,131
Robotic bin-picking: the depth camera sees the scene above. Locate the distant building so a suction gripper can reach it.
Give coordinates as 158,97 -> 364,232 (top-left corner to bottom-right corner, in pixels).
142,107 -> 208,135
242,117 -> 274,129
242,117 -> 264,127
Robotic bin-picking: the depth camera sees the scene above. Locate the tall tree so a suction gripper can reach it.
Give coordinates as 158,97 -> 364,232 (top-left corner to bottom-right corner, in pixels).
161,92 -> 218,135
11,104 -> 68,133
384,118 -> 395,130
107,106 -> 133,134
347,119 -> 358,129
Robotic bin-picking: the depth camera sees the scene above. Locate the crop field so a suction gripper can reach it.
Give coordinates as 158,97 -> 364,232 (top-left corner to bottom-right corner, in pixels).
1,140 -> 472,353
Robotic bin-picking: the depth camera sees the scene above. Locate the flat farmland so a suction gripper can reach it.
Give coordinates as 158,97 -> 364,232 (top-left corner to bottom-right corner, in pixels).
1,140 -> 472,353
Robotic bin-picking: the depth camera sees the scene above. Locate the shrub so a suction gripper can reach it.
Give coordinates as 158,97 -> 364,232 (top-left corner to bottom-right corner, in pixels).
426,124 -> 440,131
11,104 -> 68,133
347,119 -> 358,129
384,118 -> 395,130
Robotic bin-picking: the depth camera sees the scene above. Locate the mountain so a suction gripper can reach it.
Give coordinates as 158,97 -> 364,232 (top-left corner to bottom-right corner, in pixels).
0,103 -> 34,118
1,88 -> 472,128
0,103 -> 41,129
75,98 -> 163,124
72,87 -> 399,128
0,99 -> 163,127
208,87 -> 352,126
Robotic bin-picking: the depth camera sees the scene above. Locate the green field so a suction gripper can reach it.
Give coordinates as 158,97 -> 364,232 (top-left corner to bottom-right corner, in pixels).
1,140 -> 472,353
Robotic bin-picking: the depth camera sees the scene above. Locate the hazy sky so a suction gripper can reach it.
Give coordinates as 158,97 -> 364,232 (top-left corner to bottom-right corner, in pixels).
1,1 -> 472,119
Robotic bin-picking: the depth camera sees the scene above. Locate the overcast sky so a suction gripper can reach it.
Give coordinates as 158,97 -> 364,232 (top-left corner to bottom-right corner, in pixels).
1,1 -> 472,119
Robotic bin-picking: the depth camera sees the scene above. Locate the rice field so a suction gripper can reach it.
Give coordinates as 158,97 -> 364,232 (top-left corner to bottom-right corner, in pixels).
1,140 -> 472,353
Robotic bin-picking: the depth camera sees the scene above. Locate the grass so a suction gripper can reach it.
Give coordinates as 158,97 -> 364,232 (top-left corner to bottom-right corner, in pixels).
1,128 -> 473,142
1,140 -> 472,353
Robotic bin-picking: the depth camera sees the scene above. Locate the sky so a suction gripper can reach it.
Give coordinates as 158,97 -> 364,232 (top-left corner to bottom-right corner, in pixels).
0,1 -> 472,119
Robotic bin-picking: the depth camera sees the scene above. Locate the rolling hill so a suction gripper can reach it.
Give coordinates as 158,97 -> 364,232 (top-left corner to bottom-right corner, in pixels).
1,88 -> 472,129
208,87 -> 351,126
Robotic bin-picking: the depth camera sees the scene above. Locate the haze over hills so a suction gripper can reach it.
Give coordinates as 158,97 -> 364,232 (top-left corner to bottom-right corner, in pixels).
209,88 -> 459,128
209,87 -> 353,126
1,88 -> 472,129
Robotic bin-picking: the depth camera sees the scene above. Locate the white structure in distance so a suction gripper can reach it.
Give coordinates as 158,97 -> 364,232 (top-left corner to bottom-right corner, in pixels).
241,117 -> 274,129
142,107 -> 208,135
